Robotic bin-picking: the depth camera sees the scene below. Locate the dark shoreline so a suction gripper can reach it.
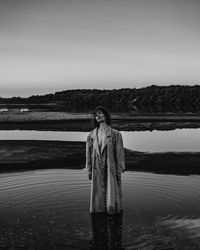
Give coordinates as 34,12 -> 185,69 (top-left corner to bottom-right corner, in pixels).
0,140 -> 200,176
1,119 -> 200,131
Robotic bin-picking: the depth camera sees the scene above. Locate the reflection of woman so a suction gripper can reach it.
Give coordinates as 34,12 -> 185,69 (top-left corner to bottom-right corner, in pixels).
85,106 -> 125,214
90,212 -> 123,250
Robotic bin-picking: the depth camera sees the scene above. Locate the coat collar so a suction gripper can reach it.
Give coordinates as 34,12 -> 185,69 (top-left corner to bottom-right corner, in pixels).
92,126 -> 112,157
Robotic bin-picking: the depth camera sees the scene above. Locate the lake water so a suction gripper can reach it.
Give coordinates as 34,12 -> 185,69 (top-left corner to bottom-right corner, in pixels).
0,128 -> 200,152
0,169 -> 200,249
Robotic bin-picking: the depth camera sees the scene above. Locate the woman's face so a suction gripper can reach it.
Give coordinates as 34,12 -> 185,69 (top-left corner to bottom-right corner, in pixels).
94,110 -> 106,123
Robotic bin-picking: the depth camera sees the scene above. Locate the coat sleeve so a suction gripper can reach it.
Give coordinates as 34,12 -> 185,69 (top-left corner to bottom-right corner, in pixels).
85,132 -> 92,174
115,131 -> 125,174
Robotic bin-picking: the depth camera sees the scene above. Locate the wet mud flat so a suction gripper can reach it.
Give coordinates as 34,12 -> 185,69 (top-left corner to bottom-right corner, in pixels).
0,140 -> 200,175
0,112 -> 200,131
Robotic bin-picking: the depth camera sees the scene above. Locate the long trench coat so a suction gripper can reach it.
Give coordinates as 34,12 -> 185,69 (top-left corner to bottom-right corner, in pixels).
85,125 -> 125,214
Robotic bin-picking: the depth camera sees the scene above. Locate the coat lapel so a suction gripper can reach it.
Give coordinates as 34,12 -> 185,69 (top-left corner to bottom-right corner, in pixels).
92,126 -> 112,157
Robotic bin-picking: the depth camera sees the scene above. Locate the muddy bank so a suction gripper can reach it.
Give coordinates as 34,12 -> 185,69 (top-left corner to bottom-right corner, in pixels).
1,111 -> 200,122
1,112 -> 200,131
0,140 -> 200,175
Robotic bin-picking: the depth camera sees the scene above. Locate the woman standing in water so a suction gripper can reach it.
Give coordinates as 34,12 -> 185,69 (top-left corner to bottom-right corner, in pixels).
85,106 -> 125,214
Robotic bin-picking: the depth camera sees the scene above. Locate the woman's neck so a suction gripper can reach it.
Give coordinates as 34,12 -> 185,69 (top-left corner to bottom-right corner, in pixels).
98,122 -> 108,131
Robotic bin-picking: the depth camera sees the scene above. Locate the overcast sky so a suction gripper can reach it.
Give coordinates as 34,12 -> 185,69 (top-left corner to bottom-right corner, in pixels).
0,0 -> 200,97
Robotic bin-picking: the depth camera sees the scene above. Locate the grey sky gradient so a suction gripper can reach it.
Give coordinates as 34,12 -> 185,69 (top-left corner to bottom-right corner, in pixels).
0,0 -> 200,97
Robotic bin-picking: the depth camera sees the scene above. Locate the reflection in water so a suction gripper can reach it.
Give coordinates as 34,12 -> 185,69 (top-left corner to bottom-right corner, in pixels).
90,212 -> 124,250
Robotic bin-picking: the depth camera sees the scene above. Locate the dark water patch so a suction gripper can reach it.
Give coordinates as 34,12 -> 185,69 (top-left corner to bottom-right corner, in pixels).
0,119 -> 92,132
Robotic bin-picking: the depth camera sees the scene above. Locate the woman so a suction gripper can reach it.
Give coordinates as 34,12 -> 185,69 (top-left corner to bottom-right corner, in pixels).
85,106 -> 125,214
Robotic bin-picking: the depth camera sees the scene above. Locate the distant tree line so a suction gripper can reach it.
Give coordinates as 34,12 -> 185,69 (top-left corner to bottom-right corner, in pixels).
0,85 -> 200,113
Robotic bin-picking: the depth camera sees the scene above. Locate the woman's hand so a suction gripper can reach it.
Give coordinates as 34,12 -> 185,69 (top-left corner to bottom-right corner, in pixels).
116,174 -> 121,182
88,172 -> 92,180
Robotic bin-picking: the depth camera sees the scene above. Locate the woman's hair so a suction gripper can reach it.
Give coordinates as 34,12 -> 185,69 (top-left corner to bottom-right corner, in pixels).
92,106 -> 111,128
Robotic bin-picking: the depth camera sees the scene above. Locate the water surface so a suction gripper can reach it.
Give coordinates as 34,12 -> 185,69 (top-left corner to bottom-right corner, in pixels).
0,128 -> 200,152
1,169 -> 200,249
